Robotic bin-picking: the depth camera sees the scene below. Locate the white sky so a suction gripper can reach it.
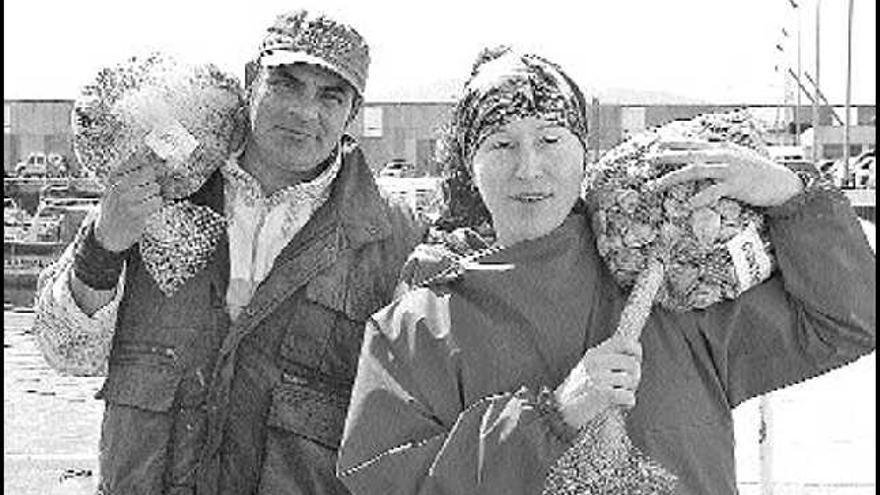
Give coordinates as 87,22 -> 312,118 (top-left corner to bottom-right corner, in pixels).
4,0 -> 876,104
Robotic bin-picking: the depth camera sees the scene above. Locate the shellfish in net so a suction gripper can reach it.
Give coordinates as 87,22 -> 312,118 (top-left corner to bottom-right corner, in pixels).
73,51 -> 244,296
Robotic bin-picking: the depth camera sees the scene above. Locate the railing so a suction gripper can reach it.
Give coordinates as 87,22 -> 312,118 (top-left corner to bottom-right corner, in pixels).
4,240 -> 68,257
843,189 -> 875,207
736,482 -> 876,495
3,177 -> 103,193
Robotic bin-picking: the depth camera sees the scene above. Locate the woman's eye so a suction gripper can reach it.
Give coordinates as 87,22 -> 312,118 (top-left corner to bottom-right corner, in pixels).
322,92 -> 344,105
542,135 -> 561,144
491,140 -> 513,150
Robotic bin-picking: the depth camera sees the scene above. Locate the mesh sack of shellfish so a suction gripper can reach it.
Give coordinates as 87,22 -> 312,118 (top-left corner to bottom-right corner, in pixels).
73,51 -> 244,296
586,109 -> 776,312
544,110 -> 777,494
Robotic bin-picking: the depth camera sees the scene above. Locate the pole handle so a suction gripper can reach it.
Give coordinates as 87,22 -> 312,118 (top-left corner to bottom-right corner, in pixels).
614,260 -> 665,342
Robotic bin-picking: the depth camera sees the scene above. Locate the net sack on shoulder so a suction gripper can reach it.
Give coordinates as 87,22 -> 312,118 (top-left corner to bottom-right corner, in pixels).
544,109 -> 776,494
73,52 -> 244,296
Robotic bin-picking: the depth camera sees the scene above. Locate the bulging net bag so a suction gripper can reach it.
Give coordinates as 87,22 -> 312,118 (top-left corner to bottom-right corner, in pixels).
544,110 -> 777,494
586,109 -> 776,311
73,51 -> 244,296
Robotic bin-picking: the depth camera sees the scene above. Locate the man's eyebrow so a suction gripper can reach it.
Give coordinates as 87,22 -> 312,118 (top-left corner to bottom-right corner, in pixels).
267,69 -> 300,81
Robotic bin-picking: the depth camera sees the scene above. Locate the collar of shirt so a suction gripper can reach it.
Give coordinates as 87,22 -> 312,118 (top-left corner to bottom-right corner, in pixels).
220,148 -> 343,320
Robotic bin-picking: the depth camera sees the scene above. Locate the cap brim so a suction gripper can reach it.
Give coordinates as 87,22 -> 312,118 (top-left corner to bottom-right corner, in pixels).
259,51 -> 362,97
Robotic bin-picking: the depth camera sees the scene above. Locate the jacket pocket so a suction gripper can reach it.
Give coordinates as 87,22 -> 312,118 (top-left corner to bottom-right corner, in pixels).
265,375 -> 351,450
299,265 -> 375,380
96,342 -> 184,412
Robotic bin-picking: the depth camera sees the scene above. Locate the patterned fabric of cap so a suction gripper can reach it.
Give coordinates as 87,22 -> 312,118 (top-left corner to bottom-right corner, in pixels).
453,47 -> 589,164
258,10 -> 370,98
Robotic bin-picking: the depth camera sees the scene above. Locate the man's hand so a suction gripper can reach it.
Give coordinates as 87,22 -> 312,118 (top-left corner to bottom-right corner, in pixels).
95,155 -> 163,252
554,336 -> 643,429
646,140 -> 805,208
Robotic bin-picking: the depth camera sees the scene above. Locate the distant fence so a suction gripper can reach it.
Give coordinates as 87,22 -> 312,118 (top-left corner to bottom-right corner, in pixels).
4,177 -> 102,191
4,178 -> 103,214
4,176 -> 874,222
736,482 -> 876,495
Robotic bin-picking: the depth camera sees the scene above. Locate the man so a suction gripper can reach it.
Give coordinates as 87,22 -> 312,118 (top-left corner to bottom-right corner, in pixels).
34,10 -> 424,494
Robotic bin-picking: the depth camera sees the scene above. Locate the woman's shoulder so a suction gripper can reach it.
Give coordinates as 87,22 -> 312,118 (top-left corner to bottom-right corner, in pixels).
377,237 -> 467,328
396,227 -> 492,289
370,283 -> 454,348
372,228 -> 493,342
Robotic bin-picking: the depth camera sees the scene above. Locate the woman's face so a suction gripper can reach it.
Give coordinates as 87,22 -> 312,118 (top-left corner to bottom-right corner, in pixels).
471,117 -> 585,246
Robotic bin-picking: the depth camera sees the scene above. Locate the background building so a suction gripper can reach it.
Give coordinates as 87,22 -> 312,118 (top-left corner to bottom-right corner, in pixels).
4,100 -> 75,176
5,98 -> 875,178
348,101 -> 877,175
347,102 -> 452,176
801,125 -> 876,160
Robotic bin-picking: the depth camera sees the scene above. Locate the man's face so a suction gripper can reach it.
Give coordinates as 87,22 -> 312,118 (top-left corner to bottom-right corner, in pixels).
248,63 -> 356,179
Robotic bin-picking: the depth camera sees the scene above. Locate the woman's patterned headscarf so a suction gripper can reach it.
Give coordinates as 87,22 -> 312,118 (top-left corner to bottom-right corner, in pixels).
455,47 -> 589,161
436,46 -> 589,232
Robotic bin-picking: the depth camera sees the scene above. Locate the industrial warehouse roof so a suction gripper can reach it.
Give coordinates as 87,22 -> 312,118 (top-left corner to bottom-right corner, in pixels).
4,99 -> 74,104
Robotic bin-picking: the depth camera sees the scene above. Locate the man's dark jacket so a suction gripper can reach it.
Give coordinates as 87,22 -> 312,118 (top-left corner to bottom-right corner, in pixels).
96,138 -> 425,495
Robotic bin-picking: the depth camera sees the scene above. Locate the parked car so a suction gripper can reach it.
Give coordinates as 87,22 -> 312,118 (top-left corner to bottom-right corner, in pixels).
47,153 -> 69,177
818,149 -> 875,188
852,149 -> 875,189
375,177 -> 443,222
780,159 -> 820,177
40,183 -> 103,197
378,159 -> 414,178
767,145 -> 807,165
15,152 -> 48,178
13,152 -> 70,178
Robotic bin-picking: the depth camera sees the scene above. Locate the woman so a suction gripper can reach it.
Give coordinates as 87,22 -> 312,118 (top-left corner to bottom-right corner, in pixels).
336,47 -> 875,495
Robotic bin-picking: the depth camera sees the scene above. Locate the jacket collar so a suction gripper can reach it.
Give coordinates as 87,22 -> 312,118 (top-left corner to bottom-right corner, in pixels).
271,133 -> 392,264
191,134 -> 392,268
188,166 -> 226,216
185,170 -> 230,301
329,134 -> 393,249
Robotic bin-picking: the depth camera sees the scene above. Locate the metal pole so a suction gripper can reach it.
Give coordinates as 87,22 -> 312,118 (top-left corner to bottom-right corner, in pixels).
776,37 -> 784,133
842,0 -> 854,187
780,6 -> 795,145
795,9 -> 801,145
788,68 -> 819,107
803,72 -> 844,125
811,0 -> 821,163
759,395 -> 774,495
